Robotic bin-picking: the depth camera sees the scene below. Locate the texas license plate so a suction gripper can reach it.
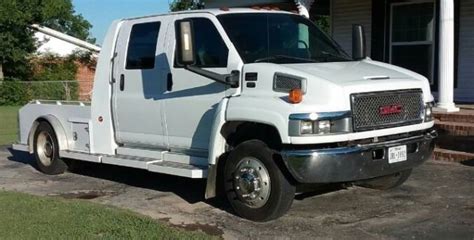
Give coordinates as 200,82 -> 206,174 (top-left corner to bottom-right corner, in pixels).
388,145 -> 407,164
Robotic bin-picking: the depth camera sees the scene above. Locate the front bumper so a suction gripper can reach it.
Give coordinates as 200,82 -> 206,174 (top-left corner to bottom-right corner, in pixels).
281,130 -> 437,183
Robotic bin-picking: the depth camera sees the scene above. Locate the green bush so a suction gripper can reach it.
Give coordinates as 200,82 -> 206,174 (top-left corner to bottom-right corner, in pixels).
28,81 -> 79,101
0,79 -> 29,106
32,54 -> 78,82
0,79 -> 79,106
0,53 -> 84,106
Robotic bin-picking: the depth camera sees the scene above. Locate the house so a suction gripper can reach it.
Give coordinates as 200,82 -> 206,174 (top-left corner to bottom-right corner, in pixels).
203,0 -> 473,112
32,24 -> 101,57
32,25 -> 101,100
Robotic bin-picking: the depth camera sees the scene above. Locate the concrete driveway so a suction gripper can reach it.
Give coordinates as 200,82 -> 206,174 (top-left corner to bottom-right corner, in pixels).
1,146 -> 473,239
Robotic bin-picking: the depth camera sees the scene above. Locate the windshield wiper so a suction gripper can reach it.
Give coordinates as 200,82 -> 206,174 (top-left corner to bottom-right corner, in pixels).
317,51 -> 352,62
255,55 -> 316,64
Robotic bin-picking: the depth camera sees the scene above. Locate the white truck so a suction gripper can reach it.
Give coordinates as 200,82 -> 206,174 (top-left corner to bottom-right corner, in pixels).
13,8 -> 437,221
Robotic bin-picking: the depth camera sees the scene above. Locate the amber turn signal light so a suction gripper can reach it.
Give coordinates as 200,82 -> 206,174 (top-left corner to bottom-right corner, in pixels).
289,88 -> 303,104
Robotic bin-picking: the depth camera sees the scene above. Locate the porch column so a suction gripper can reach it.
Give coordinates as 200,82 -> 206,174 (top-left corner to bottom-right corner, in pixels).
436,0 -> 459,112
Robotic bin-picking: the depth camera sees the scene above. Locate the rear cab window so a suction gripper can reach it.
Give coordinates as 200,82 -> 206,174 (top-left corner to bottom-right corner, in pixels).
126,21 -> 161,69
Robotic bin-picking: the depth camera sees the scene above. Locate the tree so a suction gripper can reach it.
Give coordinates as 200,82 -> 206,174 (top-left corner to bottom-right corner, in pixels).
169,0 -> 201,12
40,0 -> 95,43
0,0 -> 94,80
314,15 -> 330,35
0,0 -> 39,80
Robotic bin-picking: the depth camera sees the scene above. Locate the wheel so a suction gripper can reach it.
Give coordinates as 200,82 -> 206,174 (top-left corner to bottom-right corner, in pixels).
357,169 -> 412,190
33,122 -> 67,175
224,140 -> 295,222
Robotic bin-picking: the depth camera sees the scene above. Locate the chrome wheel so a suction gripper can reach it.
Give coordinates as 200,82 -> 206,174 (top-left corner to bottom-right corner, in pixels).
36,131 -> 55,167
233,157 -> 271,208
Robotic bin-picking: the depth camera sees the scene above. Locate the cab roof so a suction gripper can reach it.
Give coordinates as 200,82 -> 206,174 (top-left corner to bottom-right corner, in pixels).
124,8 -> 297,21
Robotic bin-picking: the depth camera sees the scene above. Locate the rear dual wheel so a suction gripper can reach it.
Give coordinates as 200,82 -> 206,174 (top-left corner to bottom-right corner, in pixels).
33,122 -> 67,175
224,140 -> 295,222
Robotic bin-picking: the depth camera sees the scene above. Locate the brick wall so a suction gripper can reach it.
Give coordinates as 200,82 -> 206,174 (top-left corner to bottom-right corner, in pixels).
75,62 -> 95,101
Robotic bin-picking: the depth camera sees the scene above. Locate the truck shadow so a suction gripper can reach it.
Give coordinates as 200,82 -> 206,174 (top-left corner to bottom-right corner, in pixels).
6,148 -> 347,213
6,148 -> 230,209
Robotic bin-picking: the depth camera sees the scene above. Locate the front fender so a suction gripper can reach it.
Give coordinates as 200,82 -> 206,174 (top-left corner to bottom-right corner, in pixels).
226,97 -> 289,144
205,96 -> 289,199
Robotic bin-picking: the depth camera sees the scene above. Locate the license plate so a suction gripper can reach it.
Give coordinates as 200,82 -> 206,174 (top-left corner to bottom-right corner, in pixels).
388,145 -> 407,164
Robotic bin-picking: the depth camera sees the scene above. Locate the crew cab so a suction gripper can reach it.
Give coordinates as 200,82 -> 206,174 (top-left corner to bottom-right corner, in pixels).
13,8 -> 436,221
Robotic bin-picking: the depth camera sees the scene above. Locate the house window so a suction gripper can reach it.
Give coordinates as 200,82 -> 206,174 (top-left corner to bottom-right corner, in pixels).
390,2 -> 435,83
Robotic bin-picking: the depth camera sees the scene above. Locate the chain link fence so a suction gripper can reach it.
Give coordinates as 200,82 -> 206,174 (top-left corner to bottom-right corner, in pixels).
0,80 -> 94,144
0,80 -> 93,105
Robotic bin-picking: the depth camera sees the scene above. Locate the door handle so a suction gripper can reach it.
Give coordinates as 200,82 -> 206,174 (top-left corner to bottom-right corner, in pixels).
120,74 -> 125,91
167,73 -> 173,91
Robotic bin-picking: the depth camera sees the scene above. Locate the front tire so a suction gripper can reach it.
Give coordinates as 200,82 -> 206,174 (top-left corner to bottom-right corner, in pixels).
33,122 -> 67,175
224,140 -> 295,222
357,169 -> 412,190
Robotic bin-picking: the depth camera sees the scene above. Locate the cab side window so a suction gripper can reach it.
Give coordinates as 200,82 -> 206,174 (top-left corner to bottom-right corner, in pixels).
176,18 -> 229,68
126,22 -> 161,69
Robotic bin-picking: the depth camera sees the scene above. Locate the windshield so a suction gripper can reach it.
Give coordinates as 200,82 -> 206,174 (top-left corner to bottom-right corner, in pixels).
218,13 -> 352,64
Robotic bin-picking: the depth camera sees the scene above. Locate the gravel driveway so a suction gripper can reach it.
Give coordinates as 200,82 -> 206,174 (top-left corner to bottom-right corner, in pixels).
1,146 -> 473,239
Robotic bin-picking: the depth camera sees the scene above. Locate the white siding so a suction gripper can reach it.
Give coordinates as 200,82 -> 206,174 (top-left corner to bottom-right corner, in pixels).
331,0 -> 372,56
454,0 -> 474,102
35,31 -> 91,57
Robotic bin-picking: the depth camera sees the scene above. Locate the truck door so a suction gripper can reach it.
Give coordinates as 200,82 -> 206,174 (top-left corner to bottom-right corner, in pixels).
112,17 -> 169,148
163,15 -> 233,151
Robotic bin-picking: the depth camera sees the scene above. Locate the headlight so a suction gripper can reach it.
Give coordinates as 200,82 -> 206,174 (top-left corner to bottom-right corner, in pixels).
424,102 -> 434,122
290,112 -> 352,136
315,120 -> 331,134
300,121 -> 313,134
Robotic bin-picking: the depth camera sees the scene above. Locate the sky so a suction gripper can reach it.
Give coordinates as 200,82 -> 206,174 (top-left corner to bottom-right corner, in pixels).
72,0 -> 171,45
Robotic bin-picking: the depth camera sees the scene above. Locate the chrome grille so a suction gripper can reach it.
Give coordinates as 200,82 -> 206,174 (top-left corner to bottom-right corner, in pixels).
351,89 -> 424,131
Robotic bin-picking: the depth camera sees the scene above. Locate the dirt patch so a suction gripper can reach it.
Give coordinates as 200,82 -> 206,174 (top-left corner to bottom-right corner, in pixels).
49,190 -> 117,200
172,222 -> 224,237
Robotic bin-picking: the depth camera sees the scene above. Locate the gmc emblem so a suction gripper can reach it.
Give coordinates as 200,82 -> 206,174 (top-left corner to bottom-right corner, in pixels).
379,104 -> 403,115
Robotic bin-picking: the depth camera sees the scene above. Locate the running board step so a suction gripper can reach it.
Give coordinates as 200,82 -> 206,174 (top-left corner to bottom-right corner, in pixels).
102,155 -> 161,169
116,147 -> 208,167
116,147 -> 164,159
148,161 -> 207,178
102,155 -> 207,178
57,150 -> 208,179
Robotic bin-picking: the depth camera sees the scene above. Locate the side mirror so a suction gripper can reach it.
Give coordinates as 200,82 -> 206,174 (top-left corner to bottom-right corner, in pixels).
177,20 -> 195,65
352,24 -> 367,60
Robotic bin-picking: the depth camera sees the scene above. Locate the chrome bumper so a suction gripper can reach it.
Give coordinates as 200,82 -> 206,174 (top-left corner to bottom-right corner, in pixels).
281,130 -> 437,183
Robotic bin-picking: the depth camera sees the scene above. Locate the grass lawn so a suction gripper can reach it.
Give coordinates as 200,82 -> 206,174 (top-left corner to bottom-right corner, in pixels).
0,106 -> 21,145
0,191 -> 214,239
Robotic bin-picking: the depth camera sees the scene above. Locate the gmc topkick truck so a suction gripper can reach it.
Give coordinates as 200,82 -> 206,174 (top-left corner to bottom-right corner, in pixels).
13,9 -> 437,221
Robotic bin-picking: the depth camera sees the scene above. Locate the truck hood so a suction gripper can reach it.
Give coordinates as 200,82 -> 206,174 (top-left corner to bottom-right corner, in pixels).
282,60 -> 424,84
280,60 -> 434,104
240,60 -> 434,112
